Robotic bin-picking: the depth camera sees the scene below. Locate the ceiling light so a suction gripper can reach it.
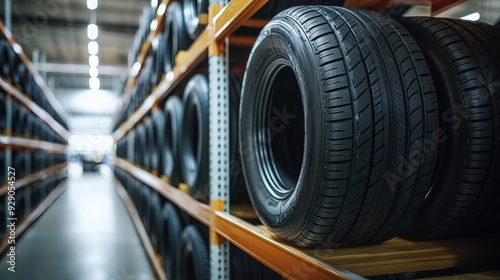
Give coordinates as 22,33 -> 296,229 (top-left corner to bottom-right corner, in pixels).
88,41 -> 99,55
87,24 -> 98,40
89,55 -> 99,67
157,3 -> 167,16
150,19 -> 158,31
89,77 -> 100,90
89,67 -> 99,77
87,0 -> 98,10
461,12 -> 480,21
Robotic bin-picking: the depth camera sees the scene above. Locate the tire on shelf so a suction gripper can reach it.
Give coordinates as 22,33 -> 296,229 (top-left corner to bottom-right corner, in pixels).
149,193 -> 163,248
239,6 -> 438,247
174,224 -> 209,280
160,202 -> 183,280
228,75 -> 248,203
161,95 -> 184,186
144,117 -> 154,171
141,185 -> 151,231
163,2 -> 191,74
256,0 -> 345,18
137,123 -> 147,168
398,17 -> 500,239
0,149 -> 5,184
147,115 -> 159,174
181,74 -> 209,201
0,38 -> 12,78
0,94 -> 6,133
183,0 -> 208,40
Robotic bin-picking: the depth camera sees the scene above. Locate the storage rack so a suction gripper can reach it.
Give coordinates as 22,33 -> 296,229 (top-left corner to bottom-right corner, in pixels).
0,20 -> 69,250
112,0 -> 500,279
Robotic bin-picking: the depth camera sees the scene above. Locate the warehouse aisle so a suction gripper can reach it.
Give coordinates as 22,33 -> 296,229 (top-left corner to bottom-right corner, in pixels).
0,167 -> 154,280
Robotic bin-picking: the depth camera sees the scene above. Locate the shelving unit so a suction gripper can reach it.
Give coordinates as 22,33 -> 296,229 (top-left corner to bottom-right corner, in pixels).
112,0 -> 499,279
0,19 -> 69,251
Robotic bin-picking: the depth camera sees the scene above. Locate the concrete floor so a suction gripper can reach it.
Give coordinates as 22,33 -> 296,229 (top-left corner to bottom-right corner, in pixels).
0,170 -> 155,280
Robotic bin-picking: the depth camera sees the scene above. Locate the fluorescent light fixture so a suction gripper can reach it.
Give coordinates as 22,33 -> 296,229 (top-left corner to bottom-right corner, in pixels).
150,19 -> 158,31
89,77 -> 100,90
87,24 -> 98,40
88,41 -> 99,55
151,0 -> 158,8
89,55 -> 99,67
87,0 -> 98,10
461,12 -> 480,21
131,62 -> 142,76
89,67 -> 99,77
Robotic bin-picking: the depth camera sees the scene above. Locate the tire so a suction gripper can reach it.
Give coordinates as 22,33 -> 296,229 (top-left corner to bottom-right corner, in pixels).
399,18 -> 500,239
137,124 -> 147,168
183,0 -> 209,40
0,38 -> 11,78
161,95 -> 184,186
228,75 -> 248,203
240,6 -> 438,247
230,245 -> 281,280
160,203 -> 183,280
0,94 -> 6,133
256,0 -> 345,18
181,75 -> 210,201
174,225 -> 209,280
149,193 -> 163,248
0,149 -> 5,185
164,2 -> 191,74
141,186 -> 151,231
147,115 -> 160,173
151,34 -> 165,86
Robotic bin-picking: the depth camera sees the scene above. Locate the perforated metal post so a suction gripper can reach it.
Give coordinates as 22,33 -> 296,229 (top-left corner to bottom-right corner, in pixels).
209,1 -> 230,279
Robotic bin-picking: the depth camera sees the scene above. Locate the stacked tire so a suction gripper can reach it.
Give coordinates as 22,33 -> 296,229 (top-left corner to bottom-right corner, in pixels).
239,6 -> 500,248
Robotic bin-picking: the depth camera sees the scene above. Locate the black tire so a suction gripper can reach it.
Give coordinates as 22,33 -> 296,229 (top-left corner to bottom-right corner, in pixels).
240,6 -> 438,247
148,115 -> 160,173
160,203 -> 183,280
145,117 -> 155,171
228,75 -> 248,203
161,95 -> 184,186
183,0 -> 209,40
0,94 -> 6,133
256,0 -> 345,18
174,225 -> 209,280
399,18 -> 500,239
164,2 -> 191,74
0,149 -> 5,185
151,34 -> 165,86
149,193 -> 163,248
137,124 -> 147,168
0,38 -> 11,78
230,245 -> 281,280
141,186 -> 151,231
181,75 -> 209,201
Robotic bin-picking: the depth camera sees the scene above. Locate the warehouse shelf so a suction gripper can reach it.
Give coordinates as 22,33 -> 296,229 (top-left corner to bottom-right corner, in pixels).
0,77 -> 70,141
0,21 -> 69,128
114,158 -> 258,225
0,180 -> 67,255
113,27 -> 210,141
114,177 -> 167,280
215,212 -> 500,278
113,0 -> 171,125
0,135 -> 67,154
112,0 -> 499,279
0,163 -> 67,197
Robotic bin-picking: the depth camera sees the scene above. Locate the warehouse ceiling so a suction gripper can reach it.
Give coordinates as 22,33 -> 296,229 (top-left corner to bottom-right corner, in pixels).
1,0 -> 151,134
